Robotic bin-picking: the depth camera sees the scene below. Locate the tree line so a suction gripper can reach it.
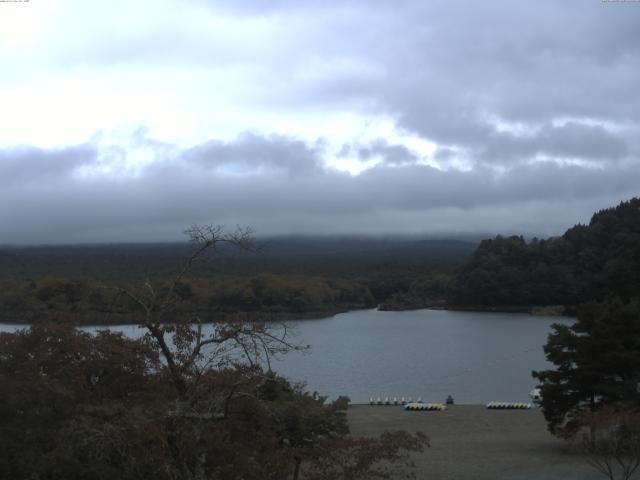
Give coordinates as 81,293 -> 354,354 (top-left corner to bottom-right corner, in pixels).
0,274 -> 376,325
519,199 -> 640,479
0,271 -> 456,325
451,198 -> 640,309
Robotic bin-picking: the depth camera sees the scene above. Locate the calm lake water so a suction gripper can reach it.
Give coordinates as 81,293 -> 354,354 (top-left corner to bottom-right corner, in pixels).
0,308 -> 572,404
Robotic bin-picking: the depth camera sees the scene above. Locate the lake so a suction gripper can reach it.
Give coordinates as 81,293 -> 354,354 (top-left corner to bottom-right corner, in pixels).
0,308 -> 572,404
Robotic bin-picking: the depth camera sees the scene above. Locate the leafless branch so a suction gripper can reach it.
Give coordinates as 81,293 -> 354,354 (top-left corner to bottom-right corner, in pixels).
104,224 -> 301,401
580,407 -> 640,480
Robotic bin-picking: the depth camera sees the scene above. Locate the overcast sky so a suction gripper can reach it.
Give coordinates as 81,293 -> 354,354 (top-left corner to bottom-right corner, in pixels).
1,0 -> 639,244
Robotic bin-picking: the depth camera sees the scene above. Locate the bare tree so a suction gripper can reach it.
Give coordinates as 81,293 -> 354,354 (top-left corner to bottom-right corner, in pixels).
580,407 -> 640,480
112,224 -> 301,399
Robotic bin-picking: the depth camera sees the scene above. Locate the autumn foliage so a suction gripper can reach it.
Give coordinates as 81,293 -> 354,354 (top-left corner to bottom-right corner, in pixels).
0,321 -> 427,480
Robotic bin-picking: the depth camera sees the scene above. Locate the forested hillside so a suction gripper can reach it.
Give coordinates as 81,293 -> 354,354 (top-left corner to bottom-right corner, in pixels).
451,198 -> 640,309
0,237 -> 475,324
6,198 -> 640,321
0,236 -> 476,279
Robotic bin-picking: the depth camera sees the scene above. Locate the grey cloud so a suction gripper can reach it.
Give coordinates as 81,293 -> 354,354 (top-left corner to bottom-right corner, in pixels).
183,133 -> 322,175
252,0 -> 640,164
47,0 -> 640,170
434,148 -> 456,162
0,144 -> 96,186
4,0 -> 640,242
479,122 -> 629,165
1,135 -> 639,244
340,139 -> 419,166
537,123 -> 628,161
387,1 -> 640,127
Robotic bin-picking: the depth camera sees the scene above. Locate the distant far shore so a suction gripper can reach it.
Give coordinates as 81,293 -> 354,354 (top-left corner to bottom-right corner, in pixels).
379,302 -> 573,316
428,304 -> 571,316
0,308 -> 351,327
0,303 -> 574,328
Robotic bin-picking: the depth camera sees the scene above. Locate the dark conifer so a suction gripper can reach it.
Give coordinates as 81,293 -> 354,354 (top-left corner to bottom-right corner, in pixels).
532,299 -> 640,437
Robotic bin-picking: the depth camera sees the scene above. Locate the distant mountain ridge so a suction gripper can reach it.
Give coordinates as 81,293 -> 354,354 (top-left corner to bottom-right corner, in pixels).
0,236 -> 478,280
258,236 -> 477,262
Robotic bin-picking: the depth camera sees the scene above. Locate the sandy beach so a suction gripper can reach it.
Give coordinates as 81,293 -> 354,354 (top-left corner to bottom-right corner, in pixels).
347,405 -> 608,480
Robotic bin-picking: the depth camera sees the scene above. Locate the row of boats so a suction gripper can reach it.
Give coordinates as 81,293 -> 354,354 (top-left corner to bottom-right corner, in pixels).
485,401 -> 532,409
367,389 -> 542,410
369,397 -> 422,405
370,399 -> 533,410
405,402 -> 447,411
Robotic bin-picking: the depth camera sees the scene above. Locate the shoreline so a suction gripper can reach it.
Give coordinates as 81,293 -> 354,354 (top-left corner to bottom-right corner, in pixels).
381,303 -> 572,316
348,404 -> 598,480
0,305 -> 364,327
0,303 -> 574,327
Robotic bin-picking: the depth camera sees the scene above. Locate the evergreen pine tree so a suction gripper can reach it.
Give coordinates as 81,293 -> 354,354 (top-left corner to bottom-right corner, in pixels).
533,299 -> 640,437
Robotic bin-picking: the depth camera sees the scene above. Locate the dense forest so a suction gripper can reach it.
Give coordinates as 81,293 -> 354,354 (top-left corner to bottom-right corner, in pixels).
451,197 -> 640,311
0,237 -> 473,324
2,198 -> 640,323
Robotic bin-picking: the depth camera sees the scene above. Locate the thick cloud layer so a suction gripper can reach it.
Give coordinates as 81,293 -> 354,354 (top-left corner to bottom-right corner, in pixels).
0,0 -> 639,243
0,145 -> 96,186
1,133 -> 638,244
